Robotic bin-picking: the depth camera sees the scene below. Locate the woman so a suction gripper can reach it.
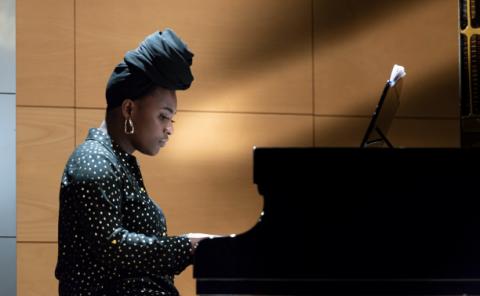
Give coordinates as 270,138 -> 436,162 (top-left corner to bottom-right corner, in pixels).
55,28 -> 213,295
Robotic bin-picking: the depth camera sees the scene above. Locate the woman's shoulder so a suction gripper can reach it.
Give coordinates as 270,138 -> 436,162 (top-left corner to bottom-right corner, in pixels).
72,138 -> 115,162
66,139 -> 121,180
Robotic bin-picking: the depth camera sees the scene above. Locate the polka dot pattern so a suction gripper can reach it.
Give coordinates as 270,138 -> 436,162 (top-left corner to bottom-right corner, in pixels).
55,128 -> 192,295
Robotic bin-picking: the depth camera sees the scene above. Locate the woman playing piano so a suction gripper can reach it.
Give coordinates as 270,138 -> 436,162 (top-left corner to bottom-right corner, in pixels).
55,28 -> 213,296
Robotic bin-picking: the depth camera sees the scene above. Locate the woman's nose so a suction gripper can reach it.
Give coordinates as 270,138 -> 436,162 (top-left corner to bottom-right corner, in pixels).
165,123 -> 174,136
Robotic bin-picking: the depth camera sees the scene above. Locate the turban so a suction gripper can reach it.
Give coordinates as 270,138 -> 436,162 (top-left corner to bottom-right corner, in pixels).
106,28 -> 194,110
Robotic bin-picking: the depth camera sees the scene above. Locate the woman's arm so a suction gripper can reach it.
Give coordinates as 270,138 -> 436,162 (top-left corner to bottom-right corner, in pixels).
67,152 -> 192,276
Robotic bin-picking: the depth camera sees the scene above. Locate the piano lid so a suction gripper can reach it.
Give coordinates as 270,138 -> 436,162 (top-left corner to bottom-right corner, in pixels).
194,148 -> 480,294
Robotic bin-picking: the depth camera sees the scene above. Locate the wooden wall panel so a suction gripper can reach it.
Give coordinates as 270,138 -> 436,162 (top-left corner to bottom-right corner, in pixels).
314,0 -> 458,118
389,118 -> 459,148
315,116 -> 370,147
16,0 -> 74,107
17,243 -> 58,296
17,107 -> 74,241
315,116 -> 459,147
175,266 -> 194,296
74,108 -> 104,145
138,112 -> 314,235
76,0 -> 312,114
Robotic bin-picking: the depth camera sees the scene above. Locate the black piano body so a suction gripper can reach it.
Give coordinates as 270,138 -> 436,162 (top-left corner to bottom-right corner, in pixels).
194,148 -> 480,295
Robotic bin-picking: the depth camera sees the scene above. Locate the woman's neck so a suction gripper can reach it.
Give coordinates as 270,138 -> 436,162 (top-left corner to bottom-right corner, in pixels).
100,120 -> 136,154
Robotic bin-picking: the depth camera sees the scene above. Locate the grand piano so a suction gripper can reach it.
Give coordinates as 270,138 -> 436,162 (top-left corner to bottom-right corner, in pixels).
193,147 -> 480,295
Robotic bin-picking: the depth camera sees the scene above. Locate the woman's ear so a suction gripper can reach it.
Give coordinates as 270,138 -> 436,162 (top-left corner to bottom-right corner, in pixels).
121,99 -> 135,119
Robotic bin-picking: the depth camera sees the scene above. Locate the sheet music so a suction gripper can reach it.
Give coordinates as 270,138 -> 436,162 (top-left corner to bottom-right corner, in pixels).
388,64 -> 406,86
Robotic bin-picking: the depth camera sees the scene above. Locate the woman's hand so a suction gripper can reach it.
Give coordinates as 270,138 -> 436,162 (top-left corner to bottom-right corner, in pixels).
184,233 -> 221,255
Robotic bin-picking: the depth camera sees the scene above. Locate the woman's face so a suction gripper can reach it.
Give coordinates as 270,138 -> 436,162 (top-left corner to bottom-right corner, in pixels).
130,87 -> 177,156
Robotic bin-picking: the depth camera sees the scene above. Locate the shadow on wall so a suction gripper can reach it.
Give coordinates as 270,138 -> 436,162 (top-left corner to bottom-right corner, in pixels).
313,0 -> 420,50
314,59 -> 460,147
191,0 -> 458,147
219,0 -> 421,71
397,61 -> 459,118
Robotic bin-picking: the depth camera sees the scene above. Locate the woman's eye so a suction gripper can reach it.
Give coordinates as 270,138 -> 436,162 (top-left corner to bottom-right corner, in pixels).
160,115 -> 175,123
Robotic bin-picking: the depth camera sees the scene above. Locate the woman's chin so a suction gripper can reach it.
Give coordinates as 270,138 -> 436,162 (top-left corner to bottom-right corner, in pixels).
151,146 -> 162,156
138,145 -> 162,156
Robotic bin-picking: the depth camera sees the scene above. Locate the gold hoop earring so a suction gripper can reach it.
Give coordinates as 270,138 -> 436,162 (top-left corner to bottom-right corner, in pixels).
124,118 -> 135,134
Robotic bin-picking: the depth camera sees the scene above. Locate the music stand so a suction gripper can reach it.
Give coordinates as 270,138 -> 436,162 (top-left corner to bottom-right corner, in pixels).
360,65 -> 405,148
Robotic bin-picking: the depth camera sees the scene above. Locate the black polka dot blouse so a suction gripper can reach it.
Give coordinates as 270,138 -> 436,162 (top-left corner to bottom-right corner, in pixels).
55,128 -> 193,295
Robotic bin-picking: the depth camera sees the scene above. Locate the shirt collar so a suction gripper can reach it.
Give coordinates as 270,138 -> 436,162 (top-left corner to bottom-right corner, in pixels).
85,128 -> 137,163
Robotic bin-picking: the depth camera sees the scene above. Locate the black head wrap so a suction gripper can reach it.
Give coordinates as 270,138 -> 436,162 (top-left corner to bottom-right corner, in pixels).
106,28 -> 194,110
